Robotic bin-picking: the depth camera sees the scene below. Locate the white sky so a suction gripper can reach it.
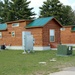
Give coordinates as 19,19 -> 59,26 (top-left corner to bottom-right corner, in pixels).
28,0 -> 75,17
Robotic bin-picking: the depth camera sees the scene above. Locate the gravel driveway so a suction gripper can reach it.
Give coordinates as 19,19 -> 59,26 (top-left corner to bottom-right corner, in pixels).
50,67 -> 75,75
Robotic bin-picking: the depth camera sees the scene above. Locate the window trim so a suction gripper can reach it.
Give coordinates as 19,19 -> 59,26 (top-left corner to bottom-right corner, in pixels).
49,29 -> 55,42
0,32 -> 2,38
12,23 -> 19,27
11,31 -> 15,37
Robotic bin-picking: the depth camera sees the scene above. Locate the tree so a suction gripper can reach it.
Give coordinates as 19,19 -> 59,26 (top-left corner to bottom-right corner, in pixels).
0,0 -> 10,23
39,0 -> 75,25
10,0 -> 35,20
39,0 -> 63,21
0,0 -> 35,23
61,5 -> 75,25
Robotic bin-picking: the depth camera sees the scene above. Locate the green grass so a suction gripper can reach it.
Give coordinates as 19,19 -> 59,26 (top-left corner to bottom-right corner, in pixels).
73,46 -> 75,48
0,50 -> 75,75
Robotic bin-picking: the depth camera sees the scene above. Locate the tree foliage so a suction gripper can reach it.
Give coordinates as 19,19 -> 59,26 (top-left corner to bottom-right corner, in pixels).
0,0 -> 35,23
39,0 -> 75,25
0,0 -> 10,23
61,5 -> 75,25
39,0 -> 63,21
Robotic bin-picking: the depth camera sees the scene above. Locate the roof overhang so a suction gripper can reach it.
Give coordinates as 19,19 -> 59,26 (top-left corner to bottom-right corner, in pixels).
6,19 -> 32,24
62,25 -> 75,28
53,18 -> 62,27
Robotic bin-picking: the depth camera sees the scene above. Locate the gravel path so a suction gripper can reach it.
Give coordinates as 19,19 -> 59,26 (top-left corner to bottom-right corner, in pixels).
50,67 -> 75,75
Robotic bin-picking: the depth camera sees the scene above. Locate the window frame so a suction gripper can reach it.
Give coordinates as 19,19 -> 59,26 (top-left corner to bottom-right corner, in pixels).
0,32 -> 2,38
49,29 -> 55,42
11,31 -> 15,37
12,23 -> 19,27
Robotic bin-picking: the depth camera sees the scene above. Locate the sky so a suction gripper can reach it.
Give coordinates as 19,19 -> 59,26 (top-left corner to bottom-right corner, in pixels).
27,0 -> 75,17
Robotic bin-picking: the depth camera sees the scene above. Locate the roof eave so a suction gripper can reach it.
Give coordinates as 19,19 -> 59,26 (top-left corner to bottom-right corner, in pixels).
63,25 -> 75,27
6,20 -> 32,24
26,26 -> 43,29
53,18 -> 62,27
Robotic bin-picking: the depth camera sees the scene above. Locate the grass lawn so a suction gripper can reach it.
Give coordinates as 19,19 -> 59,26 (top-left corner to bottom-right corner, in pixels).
0,50 -> 75,75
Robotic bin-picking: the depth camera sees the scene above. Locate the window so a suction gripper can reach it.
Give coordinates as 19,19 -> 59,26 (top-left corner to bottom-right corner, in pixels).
12,23 -> 19,27
60,28 -> 65,31
0,32 -> 2,38
50,29 -> 55,42
11,31 -> 15,37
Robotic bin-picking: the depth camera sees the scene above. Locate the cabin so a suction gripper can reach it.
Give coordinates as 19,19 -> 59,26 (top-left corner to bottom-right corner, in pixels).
0,17 -> 62,50
61,25 -> 75,46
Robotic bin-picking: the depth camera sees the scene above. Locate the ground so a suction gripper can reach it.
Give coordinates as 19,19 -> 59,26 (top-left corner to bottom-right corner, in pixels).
0,50 -> 75,75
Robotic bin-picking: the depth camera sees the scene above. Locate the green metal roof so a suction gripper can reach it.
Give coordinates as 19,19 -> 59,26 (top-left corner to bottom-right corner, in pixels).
0,23 -> 7,30
71,26 -> 75,31
26,17 -> 54,28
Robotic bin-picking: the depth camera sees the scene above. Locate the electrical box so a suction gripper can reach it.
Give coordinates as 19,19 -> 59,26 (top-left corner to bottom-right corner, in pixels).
57,45 -> 72,56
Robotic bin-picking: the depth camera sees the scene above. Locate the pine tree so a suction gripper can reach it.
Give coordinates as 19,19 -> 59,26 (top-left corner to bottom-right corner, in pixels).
0,0 -> 10,23
0,0 -> 35,23
10,0 -> 35,20
61,5 -> 75,25
39,0 -> 75,25
39,0 -> 63,19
